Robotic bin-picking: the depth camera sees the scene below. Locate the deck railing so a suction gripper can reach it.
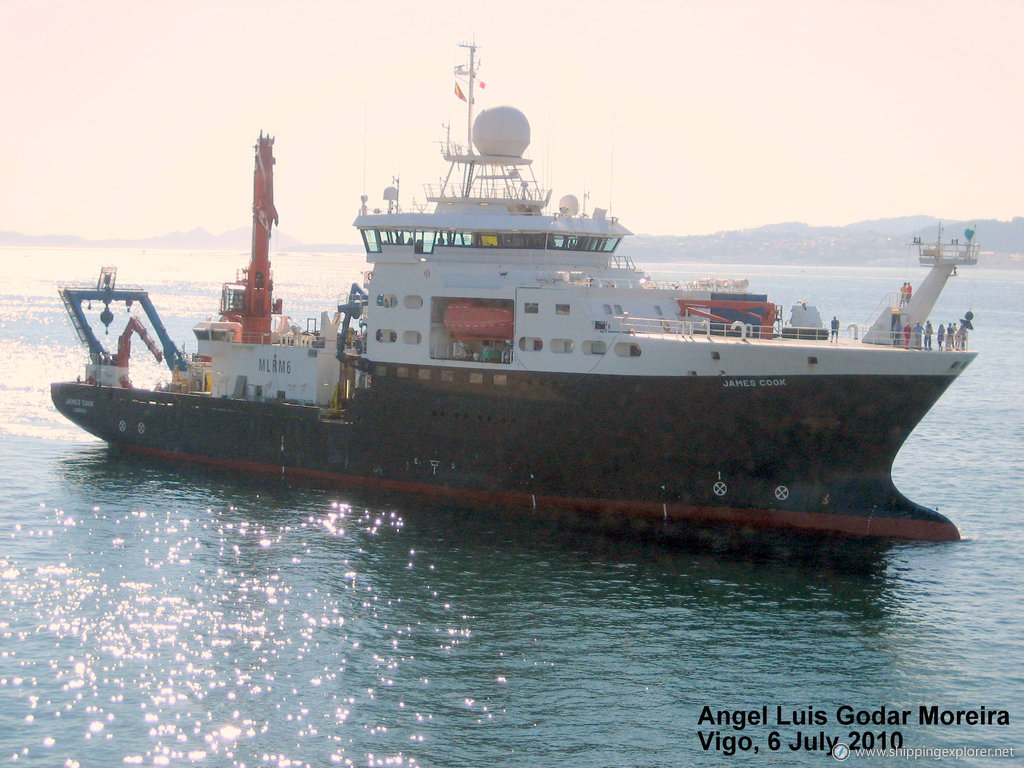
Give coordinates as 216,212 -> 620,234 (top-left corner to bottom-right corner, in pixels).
617,316 -> 773,339
917,238 -> 979,267
423,179 -> 551,204
611,316 -> 969,350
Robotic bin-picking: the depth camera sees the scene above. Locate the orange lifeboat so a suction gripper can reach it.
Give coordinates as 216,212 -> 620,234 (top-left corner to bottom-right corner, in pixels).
443,299 -> 514,340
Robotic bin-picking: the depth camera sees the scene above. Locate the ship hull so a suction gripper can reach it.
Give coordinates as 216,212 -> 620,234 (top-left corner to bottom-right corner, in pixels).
51,365 -> 961,542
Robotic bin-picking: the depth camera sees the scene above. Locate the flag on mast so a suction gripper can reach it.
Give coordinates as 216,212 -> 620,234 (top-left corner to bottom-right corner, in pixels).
454,83 -> 467,102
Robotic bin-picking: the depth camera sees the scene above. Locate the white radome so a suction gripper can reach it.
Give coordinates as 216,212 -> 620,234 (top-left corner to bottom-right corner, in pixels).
473,106 -> 531,158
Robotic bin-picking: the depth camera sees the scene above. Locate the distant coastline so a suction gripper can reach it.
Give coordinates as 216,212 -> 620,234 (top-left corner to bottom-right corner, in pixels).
3,215 -> 1021,268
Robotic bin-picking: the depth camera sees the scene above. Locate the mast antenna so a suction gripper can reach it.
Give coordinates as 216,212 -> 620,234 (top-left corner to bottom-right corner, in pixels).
457,41 -> 479,154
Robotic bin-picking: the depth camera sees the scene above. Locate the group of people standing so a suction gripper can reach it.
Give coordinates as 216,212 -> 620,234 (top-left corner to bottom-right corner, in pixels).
892,281 -> 971,350
936,320 -> 969,351
898,319 -> 968,350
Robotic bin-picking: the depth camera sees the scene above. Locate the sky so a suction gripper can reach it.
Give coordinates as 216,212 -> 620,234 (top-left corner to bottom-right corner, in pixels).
2,0 -> 1022,242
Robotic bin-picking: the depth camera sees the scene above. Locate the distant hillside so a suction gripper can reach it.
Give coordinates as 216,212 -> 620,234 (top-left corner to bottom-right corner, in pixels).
3,217 -> 1021,267
0,226 -> 308,251
629,217 -> 1023,268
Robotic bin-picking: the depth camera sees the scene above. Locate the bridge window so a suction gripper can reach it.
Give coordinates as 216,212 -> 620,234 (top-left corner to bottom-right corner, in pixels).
547,234 -> 610,251
499,232 -> 545,248
422,231 -> 619,253
361,229 -> 381,253
414,232 -> 435,254
555,304 -> 570,315
375,329 -> 397,343
524,302 -> 539,314
443,231 -> 474,246
379,229 -> 416,245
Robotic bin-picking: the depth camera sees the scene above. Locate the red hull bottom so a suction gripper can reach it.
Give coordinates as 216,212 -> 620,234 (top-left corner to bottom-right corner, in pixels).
121,444 -> 960,543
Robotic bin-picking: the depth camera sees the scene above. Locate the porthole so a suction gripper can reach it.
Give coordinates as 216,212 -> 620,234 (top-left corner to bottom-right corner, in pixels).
518,337 -> 544,351
614,342 -> 642,357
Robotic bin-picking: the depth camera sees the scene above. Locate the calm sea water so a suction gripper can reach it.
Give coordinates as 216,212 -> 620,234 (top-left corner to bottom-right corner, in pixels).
1,246 -> 1021,767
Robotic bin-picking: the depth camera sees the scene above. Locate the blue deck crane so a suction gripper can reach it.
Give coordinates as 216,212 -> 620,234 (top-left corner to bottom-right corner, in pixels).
59,267 -> 187,372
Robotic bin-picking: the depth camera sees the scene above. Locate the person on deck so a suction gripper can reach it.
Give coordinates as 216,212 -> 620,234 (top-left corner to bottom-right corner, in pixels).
956,323 -> 968,350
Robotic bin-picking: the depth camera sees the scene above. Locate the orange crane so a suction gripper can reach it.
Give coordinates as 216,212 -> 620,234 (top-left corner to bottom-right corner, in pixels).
219,133 -> 282,343
113,316 -> 163,386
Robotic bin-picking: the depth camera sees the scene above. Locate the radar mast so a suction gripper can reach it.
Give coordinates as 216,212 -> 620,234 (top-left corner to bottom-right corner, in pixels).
457,41 -> 479,153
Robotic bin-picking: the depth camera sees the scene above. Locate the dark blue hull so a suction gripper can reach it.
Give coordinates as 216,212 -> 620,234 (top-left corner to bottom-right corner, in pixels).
51,364 -> 961,541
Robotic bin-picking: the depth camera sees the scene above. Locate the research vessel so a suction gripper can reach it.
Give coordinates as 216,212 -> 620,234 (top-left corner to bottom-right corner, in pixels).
52,45 -> 979,542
